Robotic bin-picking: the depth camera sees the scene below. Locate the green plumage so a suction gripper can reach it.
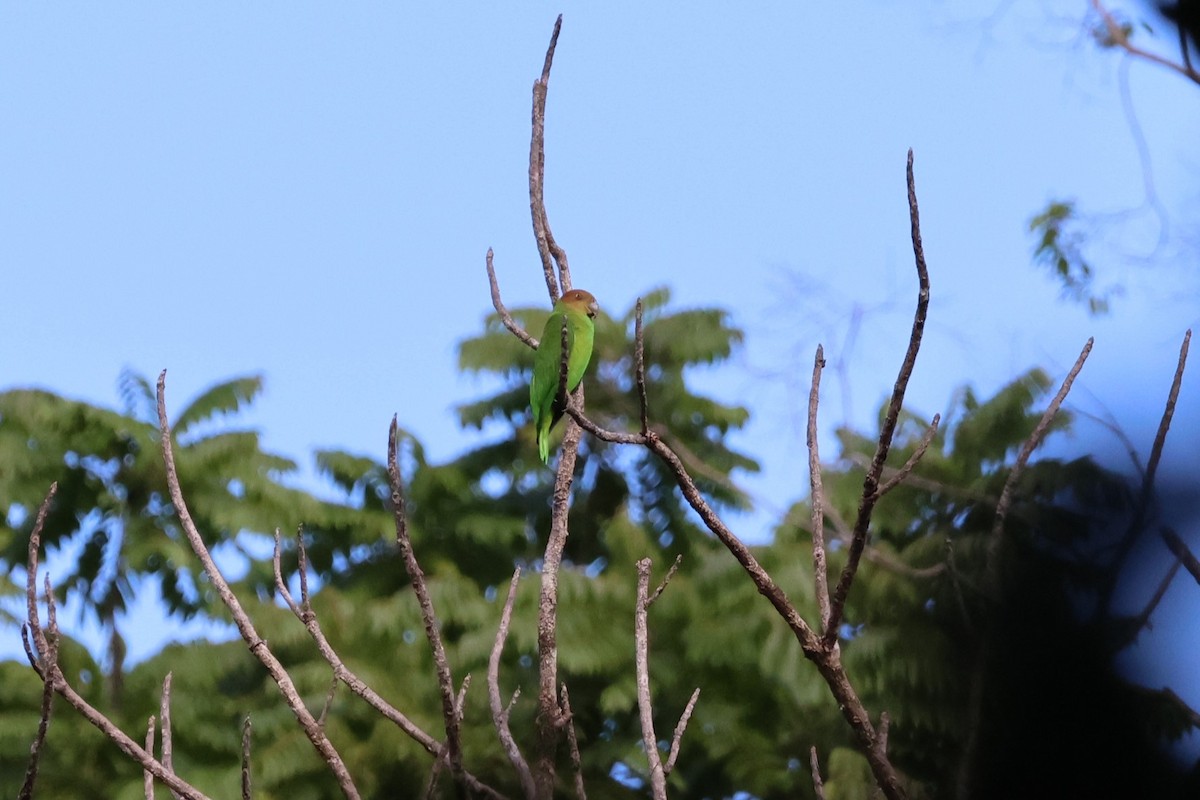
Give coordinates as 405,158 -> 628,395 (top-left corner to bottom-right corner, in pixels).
530,289 -> 598,463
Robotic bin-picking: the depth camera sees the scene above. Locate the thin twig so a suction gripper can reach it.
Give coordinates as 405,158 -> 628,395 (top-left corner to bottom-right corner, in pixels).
1100,329 -> 1190,627
635,298 -> 650,435
157,372 -> 359,799
987,339 -> 1093,559
318,674 -> 339,729
388,417 -> 464,787
1162,528 -> 1200,585
824,149 -> 931,647
270,531 -> 505,797
959,338 -> 1093,799
1144,330 -> 1190,500
241,716 -> 252,800
873,414 -> 941,500
486,248 -> 539,350
647,554 -> 683,607
144,716 -> 156,800
530,14 -> 569,299
23,485 -> 57,668
489,569 -> 536,799
456,675 -> 472,725
634,559 -> 667,800
271,529 -> 302,617
27,569 -> 211,798
1132,557 -> 1182,633
810,746 -> 827,800
560,685 -> 588,800
664,688 -> 700,775
807,345 -> 832,630
21,624 -> 40,677
161,672 -> 180,800
1091,0 -> 1200,85
297,528 -> 311,608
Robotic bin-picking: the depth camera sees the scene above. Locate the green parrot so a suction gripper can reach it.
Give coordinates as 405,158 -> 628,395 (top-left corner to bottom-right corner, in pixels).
529,288 -> 599,463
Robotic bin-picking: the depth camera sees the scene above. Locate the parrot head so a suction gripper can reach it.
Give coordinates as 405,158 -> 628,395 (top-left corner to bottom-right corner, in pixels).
560,289 -> 598,318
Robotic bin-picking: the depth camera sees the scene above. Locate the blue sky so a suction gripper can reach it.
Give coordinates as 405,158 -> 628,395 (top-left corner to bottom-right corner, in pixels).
3,0 -> 1199,746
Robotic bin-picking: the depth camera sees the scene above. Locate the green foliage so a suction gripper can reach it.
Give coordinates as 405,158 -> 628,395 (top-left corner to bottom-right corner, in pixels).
0,371 -> 358,716
780,370 -> 1189,797
3,296 -> 1193,798
1028,199 -> 1114,315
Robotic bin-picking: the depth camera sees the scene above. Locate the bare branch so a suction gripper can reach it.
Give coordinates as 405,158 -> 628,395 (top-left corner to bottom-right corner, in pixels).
1144,329 -> 1190,496
988,339 -> 1093,557
1100,329 -> 1189,626
534,405 -> 584,794
664,687 -> 700,776
825,148 -> 931,648
241,716 -> 253,800
873,414 -> 941,500
21,624 -> 40,677
530,14 -> 569,299
161,672 -> 180,800
1133,557 -> 1182,633
157,371 -> 360,799
810,746 -> 827,800
17,634 -> 55,800
634,559 -> 668,800
387,416 -> 464,786
960,338 -> 1093,799
297,528 -> 311,608
563,198 -> 913,800
27,570 -> 211,799
557,314 -> 571,403
273,522 -> 507,798
272,529 -> 302,617
23,484 -> 57,668
274,525 -> 499,786
486,247 -> 539,350
560,685 -> 588,800
647,554 -> 683,607
489,569 -> 536,799
807,345 -> 832,630
635,298 -> 650,435
318,674 -> 339,729
1091,0 -> 1200,86
144,717 -> 156,800
1162,528 -> 1200,585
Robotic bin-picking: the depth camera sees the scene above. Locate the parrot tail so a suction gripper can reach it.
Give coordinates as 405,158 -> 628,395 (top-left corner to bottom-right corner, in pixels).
538,422 -> 551,463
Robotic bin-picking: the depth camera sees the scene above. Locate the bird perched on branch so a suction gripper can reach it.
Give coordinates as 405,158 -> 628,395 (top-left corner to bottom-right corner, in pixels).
529,289 -> 598,463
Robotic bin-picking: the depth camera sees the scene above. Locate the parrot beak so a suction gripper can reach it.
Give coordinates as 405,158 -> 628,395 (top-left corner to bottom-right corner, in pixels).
587,300 -> 598,318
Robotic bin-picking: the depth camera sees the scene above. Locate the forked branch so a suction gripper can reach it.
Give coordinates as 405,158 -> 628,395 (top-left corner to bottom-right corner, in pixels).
823,148 -> 931,647
157,371 -> 360,799
23,484 -> 212,800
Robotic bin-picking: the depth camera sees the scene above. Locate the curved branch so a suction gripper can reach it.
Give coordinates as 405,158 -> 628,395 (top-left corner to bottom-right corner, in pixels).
1091,0 -> 1200,86
489,569 -> 536,799
387,418 -> 465,787
487,248 -> 539,350
157,372 -> 361,800
824,149 -> 931,648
